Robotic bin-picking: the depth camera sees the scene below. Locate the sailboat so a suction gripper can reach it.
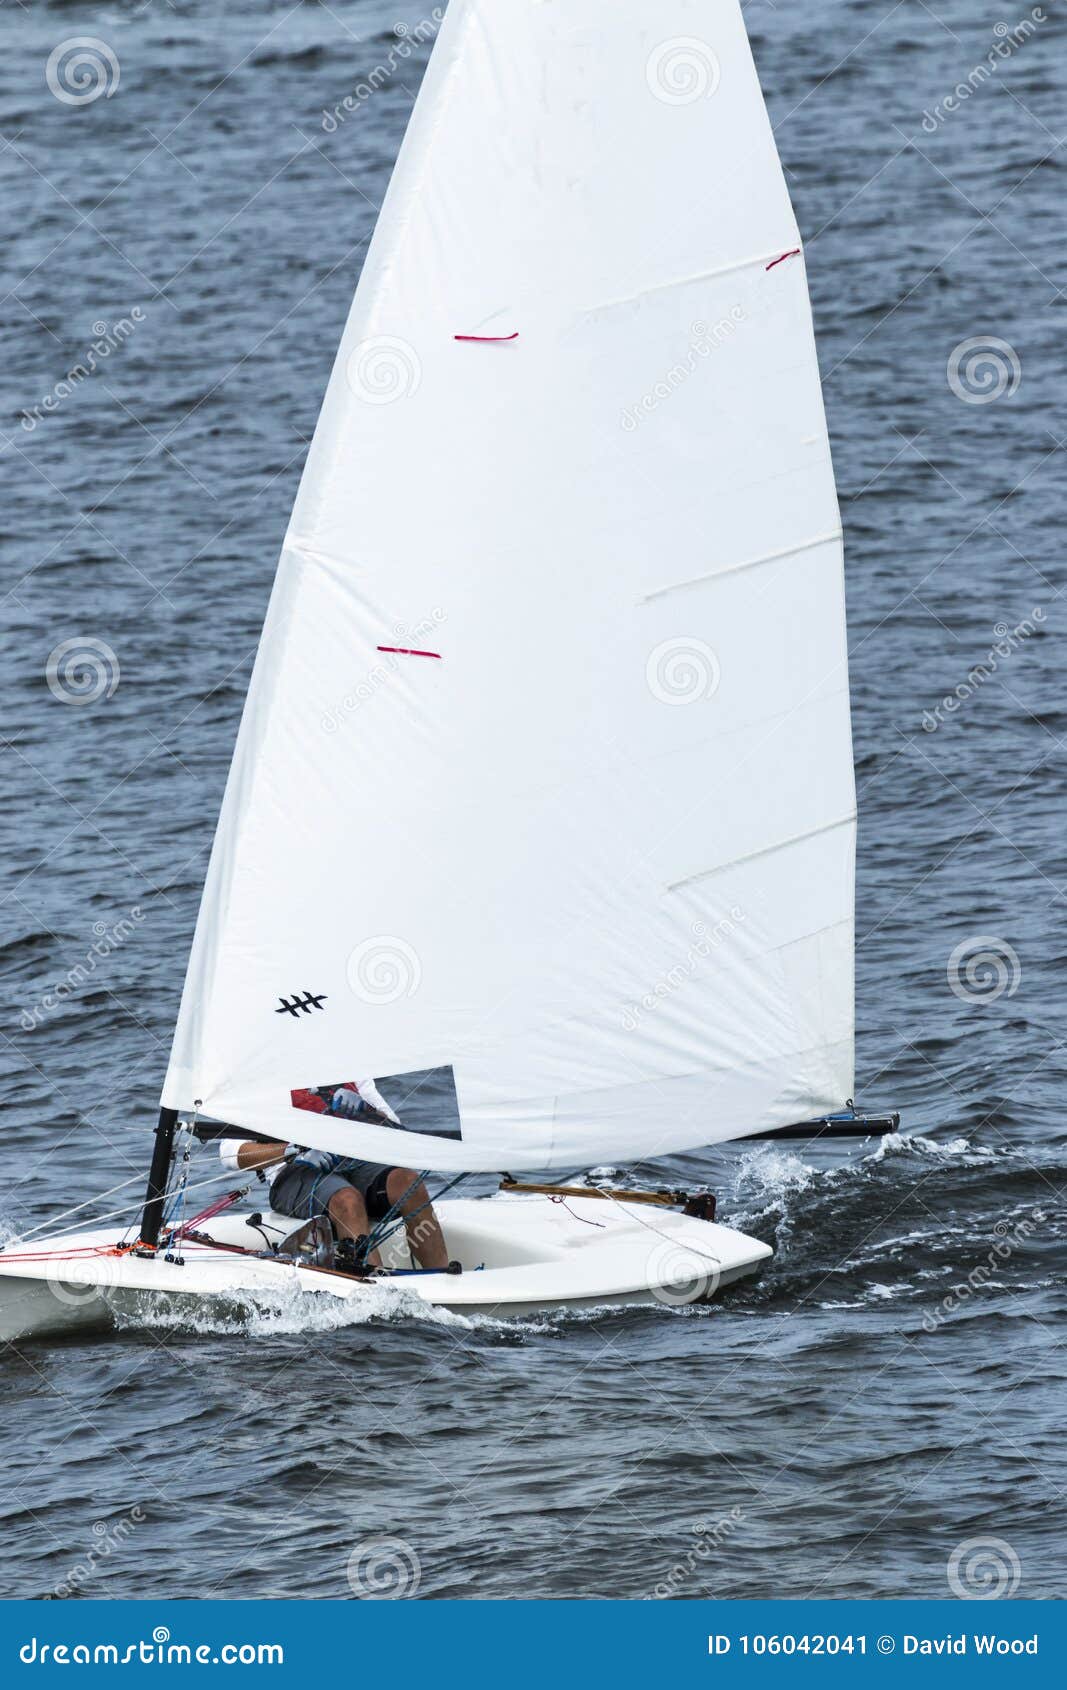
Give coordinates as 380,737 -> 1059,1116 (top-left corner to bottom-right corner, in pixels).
0,0 -> 897,1340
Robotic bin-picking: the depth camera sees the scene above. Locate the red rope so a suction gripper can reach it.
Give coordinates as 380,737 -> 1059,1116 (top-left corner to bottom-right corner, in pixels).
175,1189 -> 242,1235
766,248 -> 801,271
454,332 -> 519,342
376,646 -> 441,659
0,1243 -> 139,1264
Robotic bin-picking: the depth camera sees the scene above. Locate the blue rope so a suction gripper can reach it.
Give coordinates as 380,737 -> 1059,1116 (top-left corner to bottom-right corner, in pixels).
364,1169 -> 429,1251
366,1172 -> 466,1260
160,1130 -> 193,1250
288,1153 -> 466,1266
302,1151 -> 378,1222
300,1161 -> 425,1239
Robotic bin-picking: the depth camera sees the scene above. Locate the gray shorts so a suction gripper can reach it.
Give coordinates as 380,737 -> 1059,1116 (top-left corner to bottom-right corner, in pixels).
269,1159 -> 395,1223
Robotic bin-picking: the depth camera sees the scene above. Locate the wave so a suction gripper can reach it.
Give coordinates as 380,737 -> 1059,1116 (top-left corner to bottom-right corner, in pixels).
108,1277 -> 516,1340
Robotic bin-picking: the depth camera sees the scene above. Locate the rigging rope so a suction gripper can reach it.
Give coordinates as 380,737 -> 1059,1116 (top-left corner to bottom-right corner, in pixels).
364,1172 -> 467,1263
364,1169 -> 428,1255
161,1120 -> 195,1248
549,1194 -> 605,1228
6,1136 -> 468,1276
7,1160 -> 266,1251
598,1186 -> 724,1273
9,1171 -> 152,1245
174,1187 -> 249,1235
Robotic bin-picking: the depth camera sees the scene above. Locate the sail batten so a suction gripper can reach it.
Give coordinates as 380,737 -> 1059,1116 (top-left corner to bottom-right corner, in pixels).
667,817 -> 858,892
581,245 -> 805,315
161,0 -> 855,1173
641,530 -> 845,604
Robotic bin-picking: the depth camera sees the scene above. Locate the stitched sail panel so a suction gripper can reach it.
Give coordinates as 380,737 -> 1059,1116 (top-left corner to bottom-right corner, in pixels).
162,0 -> 855,1170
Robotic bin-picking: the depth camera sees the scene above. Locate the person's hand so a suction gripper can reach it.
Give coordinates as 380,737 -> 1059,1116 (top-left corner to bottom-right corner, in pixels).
330,1086 -> 364,1119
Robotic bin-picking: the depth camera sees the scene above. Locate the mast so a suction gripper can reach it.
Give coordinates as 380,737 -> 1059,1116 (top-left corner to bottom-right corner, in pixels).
137,1107 -> 178,1250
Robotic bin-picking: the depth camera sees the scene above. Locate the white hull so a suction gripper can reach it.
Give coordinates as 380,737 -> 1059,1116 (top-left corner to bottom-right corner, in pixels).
0,1194 -> 770,1341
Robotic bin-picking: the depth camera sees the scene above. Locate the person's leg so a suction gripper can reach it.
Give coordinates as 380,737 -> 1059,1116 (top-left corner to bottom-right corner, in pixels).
269,1166 -> 365,1265
385,1167 -> 448,1269
327,1184 -> 382,1267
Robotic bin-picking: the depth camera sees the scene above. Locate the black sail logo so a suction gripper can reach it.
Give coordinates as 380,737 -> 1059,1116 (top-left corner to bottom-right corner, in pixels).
275,991 -> 328,1018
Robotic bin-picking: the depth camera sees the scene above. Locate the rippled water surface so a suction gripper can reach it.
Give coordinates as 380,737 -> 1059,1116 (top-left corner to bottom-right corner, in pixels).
2,0 -> 1065,1601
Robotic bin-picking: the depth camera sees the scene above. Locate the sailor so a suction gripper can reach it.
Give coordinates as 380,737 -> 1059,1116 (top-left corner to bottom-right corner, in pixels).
217,1080 -> 448,1270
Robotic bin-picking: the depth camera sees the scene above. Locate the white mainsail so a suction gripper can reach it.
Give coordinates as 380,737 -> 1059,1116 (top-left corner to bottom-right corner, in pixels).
161,0 -> 855,1172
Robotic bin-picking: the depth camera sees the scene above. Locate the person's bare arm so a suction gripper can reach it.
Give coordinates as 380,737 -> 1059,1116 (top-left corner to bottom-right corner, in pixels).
236,1140 -> 289,1170
216,1135 -> 294,1176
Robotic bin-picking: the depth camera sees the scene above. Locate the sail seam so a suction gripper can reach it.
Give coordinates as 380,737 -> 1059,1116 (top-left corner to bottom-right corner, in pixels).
666,813 -> 856,891
640,529 -> 843,605
770,915 -> 854,952
582,242 -> 803,316
492,1035 -> 856,1119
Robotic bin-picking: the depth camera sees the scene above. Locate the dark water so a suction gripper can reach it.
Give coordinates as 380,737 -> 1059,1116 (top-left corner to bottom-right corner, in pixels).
2,0 -> 1065,1602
